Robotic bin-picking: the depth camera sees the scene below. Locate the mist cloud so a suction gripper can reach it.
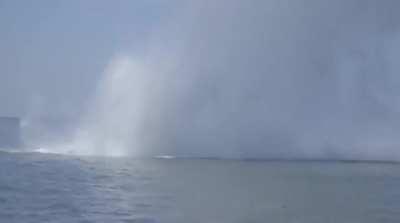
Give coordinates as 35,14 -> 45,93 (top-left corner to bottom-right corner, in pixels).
3,0 -> 400,160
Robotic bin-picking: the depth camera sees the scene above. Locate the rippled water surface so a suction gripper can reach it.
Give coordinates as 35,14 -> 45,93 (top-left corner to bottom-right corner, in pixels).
1,151 -> 400,223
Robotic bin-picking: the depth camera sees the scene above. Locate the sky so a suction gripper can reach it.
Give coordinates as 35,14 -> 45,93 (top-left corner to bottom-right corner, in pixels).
2,0 -> 400,160
0,0 -> 175,117
0,0 -> 178,144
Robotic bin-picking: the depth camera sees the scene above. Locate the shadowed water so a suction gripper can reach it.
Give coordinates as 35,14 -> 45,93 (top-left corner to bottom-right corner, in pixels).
1,151 -> 400,223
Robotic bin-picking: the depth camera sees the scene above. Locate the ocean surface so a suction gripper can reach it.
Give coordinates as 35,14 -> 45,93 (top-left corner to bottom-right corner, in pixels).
1,151 -> 400,223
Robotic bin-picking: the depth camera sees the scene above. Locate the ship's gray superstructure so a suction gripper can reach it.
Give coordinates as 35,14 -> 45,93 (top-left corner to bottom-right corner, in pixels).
0,117 -> 21,149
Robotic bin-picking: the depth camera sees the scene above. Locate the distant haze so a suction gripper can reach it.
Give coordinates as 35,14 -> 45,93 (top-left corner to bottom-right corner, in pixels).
2,0 -> 400,160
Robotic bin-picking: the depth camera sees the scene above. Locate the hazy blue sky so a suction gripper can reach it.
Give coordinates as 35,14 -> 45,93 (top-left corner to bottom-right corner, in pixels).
0,0 -> 175,117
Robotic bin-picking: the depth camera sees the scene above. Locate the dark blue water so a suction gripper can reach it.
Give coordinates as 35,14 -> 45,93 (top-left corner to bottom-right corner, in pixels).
1,151 -> 400,223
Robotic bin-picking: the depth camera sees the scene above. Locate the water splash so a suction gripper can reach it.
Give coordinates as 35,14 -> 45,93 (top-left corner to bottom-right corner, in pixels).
65,56 -> 153,156
56,1 -> 400,160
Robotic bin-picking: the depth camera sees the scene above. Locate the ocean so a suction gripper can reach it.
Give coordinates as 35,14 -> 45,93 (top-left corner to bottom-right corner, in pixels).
1,151 -> 400,223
